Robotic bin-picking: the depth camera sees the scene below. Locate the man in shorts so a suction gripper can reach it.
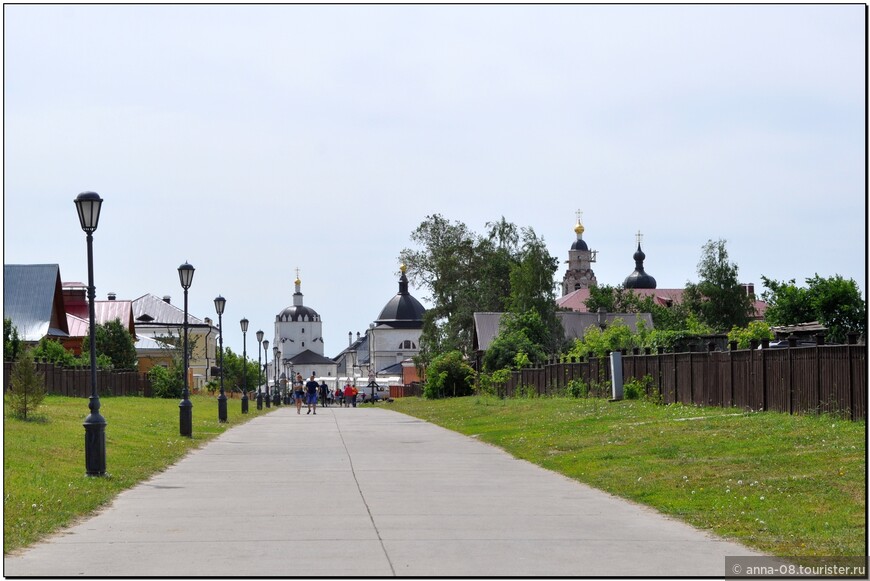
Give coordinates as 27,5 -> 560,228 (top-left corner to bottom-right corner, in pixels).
305,373 -> 319,415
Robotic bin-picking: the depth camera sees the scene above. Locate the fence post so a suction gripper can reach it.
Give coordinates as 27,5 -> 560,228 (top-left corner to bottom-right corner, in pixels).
847,332 -> 857,418
815,334 -> 824,414
787,335 -> 798,415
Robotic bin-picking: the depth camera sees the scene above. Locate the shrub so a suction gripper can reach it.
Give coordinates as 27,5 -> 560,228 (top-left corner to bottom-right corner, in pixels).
566,378 -> 588,398
7,349 -> 46,419
149,364 -> 183,399
423,351 -> 476,399
623,375 -> 659,402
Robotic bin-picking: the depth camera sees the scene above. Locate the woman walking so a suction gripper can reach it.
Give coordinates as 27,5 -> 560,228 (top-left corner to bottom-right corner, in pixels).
293,373 -> 305,414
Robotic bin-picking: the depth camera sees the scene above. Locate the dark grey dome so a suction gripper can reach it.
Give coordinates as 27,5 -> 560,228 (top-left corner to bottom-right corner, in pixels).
277,305 -> 320,322
571,238 -> 589,251
624,243 -> 656,289
376,271 -> 425,328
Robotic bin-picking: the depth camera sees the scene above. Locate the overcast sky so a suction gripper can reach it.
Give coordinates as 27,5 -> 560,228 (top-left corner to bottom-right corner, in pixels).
4,4 -> 866,358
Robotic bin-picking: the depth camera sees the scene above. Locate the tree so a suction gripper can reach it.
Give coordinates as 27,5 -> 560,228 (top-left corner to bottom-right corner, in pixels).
401,215 -> 518,362
4,318 -> 21,362
761,274 -> 866,343
7,349 -> 46,419
483,311 -> 548,372
83,320 -> 138,370
423,350 -> 476,399
584,285 -> 689,332
682,239 -> 755,332
727,321 -> 774,349
219,347 -> 260,393
506,228 -> 564,354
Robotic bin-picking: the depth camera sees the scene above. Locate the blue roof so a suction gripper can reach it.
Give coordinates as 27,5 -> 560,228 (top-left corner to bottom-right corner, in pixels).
3,264 -> 69,341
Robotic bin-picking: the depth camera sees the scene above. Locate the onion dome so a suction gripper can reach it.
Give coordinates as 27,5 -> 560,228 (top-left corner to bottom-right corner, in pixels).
376,265 -> 425,329
571,218 -> 589,251
277,275 -> 321,322
623,242 -> 657,289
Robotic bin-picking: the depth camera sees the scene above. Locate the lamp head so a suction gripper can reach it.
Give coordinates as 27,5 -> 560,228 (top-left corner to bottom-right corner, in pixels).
214,295 -> 226,316
262,339 -> 269,351
240,318 -> 249,333
256,330 -> 264,343
178,262 -> 195,290
74,191 -> 103,233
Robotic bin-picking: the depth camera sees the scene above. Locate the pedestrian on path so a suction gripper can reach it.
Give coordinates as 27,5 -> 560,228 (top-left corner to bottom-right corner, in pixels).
319,381 -> 329,407
305,373 -> 319,414
335,386 -> 344,407
343,383 -> 353,407
293,373 -> 305,414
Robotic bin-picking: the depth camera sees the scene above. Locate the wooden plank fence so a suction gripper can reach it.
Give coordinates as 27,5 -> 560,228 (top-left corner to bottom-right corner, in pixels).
491,343 -> 866,421
3,362 -> 152,398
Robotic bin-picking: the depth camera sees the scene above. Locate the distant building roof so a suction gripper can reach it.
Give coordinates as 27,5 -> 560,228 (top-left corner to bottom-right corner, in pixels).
132,293 -> 206,326
288,349 -> 337,367
4,264 -> 69,341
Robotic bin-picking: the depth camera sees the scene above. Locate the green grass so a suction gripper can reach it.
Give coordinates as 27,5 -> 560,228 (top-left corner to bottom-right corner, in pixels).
390,396 -> 866,559
4,394 -> 275,554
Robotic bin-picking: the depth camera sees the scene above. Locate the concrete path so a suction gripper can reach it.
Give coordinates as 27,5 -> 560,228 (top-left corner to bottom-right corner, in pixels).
4,405 -> 763,577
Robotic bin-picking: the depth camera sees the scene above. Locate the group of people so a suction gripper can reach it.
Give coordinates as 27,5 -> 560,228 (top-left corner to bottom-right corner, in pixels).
290,373 -> 362,415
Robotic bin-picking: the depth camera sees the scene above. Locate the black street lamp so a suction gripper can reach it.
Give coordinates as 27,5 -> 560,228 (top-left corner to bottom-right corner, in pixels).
214,295 -> 227,423
262,339 -> 271,408
256,330 -> 264,410
75,191 -> 106,476
240,318 -> 249,413
272,346 -> 279,405
178,262 -> 195,437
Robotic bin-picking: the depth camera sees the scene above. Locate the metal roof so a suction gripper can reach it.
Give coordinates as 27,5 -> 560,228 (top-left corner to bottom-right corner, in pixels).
132,293 -> 205,326
3,264 -> 69,341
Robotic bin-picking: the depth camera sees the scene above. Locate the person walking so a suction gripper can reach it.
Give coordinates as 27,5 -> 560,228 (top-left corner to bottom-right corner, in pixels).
293,373 -> 305,414
343,383 -> 355,408
319,381 -> 329,407
305,373 -> 319,415
335,386 -> 344,407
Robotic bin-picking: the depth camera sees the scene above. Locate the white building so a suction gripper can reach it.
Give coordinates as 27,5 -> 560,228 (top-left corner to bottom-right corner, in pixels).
271,275 -> 338,388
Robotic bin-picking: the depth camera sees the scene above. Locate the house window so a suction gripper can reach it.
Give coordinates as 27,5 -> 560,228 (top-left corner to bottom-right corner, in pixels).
398,340 -> 417,349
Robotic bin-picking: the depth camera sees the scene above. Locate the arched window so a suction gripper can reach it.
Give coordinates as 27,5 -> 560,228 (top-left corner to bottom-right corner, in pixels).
398,340 -> 417,349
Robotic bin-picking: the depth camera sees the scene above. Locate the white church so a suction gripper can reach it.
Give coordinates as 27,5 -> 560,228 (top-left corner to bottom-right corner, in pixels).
268,266 -> 425,391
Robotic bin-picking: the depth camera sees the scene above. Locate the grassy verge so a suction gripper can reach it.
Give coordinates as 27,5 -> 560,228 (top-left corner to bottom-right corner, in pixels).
390,396 -> 865,559
4,394 -> 274,554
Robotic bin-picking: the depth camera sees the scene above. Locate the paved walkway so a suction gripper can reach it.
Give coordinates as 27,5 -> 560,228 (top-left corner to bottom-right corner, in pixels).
4,405 -> 764,577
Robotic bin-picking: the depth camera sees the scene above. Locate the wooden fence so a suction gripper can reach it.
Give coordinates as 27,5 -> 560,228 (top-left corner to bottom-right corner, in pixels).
495,343 -> 866,421
3,362 -> 152,398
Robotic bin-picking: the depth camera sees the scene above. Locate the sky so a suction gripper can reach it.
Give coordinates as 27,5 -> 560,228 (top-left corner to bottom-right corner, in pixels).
3,4 -> 866,358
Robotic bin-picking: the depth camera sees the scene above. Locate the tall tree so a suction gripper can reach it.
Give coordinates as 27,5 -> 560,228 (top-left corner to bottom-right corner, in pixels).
506,227 -> 563,354
401,214 -> 517,361
83,319 -> 138,370
761,274 -> 866,342
682,239 -> 755,332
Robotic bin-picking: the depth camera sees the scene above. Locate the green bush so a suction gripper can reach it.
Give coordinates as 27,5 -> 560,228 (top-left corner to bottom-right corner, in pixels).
566,378 -> 588,398
423,350 -> 476,399
623,375 -> 659,402
148,364 -> 183,399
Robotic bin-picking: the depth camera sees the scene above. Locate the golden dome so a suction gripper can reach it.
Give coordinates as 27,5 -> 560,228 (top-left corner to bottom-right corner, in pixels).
574,221 -> 585,235
400,263 -> 407,273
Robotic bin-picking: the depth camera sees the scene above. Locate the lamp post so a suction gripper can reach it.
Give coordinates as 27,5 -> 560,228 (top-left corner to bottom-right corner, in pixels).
178,262 -> 195,437
273,346 -> 279,405
262,339 -> 270,408
240,318 -> 249,413
214,296 -> 227,423
283,358 -> 291,404
256,330 -> 264,410
75,191 -> 106,476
